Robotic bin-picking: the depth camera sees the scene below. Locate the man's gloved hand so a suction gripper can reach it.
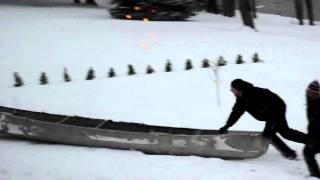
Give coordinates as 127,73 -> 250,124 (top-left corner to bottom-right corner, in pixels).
219,126 -> 229,134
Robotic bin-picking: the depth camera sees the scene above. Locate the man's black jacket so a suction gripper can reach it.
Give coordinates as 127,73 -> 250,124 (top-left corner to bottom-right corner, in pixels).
225,86 -> 286,128
307,97 -> 320,141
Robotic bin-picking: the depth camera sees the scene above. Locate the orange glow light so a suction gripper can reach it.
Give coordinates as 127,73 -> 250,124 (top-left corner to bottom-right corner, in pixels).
126,15 -> 132,19
143,18 -> 149,22
134,6 -> 141,11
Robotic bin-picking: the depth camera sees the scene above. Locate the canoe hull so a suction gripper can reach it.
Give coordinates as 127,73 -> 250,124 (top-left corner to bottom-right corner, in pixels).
0,112 -> 268,159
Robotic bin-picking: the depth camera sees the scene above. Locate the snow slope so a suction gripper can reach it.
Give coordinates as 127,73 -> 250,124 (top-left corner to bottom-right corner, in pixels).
0,3 -> 320,180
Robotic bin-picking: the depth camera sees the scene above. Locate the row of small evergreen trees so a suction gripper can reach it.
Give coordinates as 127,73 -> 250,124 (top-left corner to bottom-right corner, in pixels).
13,53 -> 262,87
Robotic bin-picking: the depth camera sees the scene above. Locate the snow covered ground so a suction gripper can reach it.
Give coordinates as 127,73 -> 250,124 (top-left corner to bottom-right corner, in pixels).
0,2 -> 320,180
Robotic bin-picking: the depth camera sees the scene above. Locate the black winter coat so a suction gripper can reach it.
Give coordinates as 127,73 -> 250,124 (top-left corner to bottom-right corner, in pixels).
225,86 -> 286,128
307,97 -> 320,141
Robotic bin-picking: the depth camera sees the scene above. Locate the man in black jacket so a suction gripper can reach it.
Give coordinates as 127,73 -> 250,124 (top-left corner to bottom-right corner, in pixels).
219,79 -> 310,159
304,80 -> 320,178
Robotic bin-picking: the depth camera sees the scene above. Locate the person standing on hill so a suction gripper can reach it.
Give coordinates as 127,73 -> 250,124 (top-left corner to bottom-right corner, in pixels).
239,0 -> 255,29
294,0 -> 314,25
219,79 -> 312,159
304,80 -> 320,178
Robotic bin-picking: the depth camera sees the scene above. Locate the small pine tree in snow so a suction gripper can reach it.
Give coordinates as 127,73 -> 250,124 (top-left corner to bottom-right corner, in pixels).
146,65 -> 155,74
185,59 -> 193,70
13,72 -> 24,87
86,67 -> 95,80
165,60 -> 172,72
39,72 -> 49,85
108,68 -> 116,78
128,64 -> 136,75
202,59 -> 210,68
63,67 -> 71,82
236,55 -> 245,64
252,53 -> 262,63
217,56 -> 227,66
110,0 -> 204,21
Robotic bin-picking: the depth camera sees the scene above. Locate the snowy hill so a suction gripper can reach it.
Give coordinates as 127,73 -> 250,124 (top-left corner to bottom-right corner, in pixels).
0,3 -> 320,180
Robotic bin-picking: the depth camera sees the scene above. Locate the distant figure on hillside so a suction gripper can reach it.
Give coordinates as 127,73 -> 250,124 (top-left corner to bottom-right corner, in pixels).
219,79 -> 312,159
294,0 -> 314,25
239,0 -> 255,29
304,80 -> 320,178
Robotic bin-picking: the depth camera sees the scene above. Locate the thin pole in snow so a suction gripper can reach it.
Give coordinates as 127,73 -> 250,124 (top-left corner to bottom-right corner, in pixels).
208,60 -> 221,106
